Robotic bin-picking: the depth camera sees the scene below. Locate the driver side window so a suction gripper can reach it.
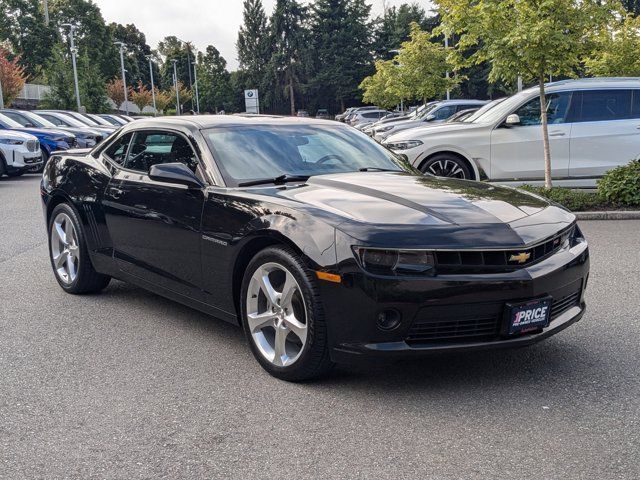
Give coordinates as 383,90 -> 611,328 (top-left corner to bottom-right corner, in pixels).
122,130 -> 199,174
514,92 -> 572,126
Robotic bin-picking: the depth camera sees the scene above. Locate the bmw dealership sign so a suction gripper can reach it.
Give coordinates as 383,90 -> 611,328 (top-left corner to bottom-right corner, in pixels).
244,89 -> 259,114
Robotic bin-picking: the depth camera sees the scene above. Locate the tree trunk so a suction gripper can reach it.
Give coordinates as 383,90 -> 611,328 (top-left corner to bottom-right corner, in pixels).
288,73 -> 295,117
539,74 -> 552,189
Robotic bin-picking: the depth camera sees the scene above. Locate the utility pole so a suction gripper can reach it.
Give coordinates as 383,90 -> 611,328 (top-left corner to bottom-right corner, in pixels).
43,0 -> 49,25
146,55 -> 157,115
115,42 -> 129,115
517,76 -> 523,92
62,24 -> 81,112
0,76 -> 4,109
172,59 -> 180,115
192,61 -> 200,114
176,38 -> 194,111
445,34 -> 451,101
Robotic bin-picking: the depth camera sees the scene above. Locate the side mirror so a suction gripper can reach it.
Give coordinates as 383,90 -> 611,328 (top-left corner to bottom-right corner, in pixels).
25,122 -> 36,128
505,114 -> 521,127
149,162 -> 204,189
425,114 -> 436,121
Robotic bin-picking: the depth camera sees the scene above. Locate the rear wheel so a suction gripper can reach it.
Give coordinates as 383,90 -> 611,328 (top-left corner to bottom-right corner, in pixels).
48,203 -> 111,294
420,153 -> 472,179
240,246 -> 333,381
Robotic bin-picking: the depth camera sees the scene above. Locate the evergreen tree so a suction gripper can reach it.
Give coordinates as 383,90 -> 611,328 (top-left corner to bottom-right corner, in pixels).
309,0 -> 373,112
197,46 -> 234,113
269,0 -> 307,115
41,43 -> 76,110
108,23 -> 159,89
158,36 -> 193,93
622,0 -> 640,15
78,51 -> 109,113
372,3 -> 432,60
237,0 -> 271,103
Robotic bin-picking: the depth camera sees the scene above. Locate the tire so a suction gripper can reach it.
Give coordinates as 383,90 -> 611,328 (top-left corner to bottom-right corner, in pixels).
240,246 -> 333,381
0,155 -> 6,177
420,153 -> 473,179
48,203 -> 111,294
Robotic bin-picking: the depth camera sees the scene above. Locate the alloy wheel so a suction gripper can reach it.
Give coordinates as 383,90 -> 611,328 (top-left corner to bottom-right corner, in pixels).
246,262 -> 308,367
426,159 -> 467,178
50,212 -> 80,284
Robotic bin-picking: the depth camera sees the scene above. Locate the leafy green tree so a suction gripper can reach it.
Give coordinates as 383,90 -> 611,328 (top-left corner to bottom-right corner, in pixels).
237,0 -> 271,99
586,14 -> 640,77
269,0 -> 307,115
158,36 -> 194,97
108,23 -> 158,89
309,0 -> 373,112
372,3 -> 433,60
49,0 -> 118,80
41,43 -> 76,109
0,0 -> 58,79
359,60 -> 404,109
197,46 -> 234,113
435,0 -> 617,188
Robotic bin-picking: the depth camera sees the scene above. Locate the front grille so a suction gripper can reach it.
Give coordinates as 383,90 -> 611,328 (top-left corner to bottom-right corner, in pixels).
434,225 -> 575,274
405,281 -> 583,345
26,140 -> 38,152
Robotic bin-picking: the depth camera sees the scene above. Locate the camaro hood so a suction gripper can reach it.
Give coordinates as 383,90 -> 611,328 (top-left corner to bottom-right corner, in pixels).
272,172 -> 574,248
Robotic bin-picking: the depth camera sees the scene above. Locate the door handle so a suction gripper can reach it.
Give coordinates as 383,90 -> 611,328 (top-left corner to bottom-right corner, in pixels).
108,187 -> 124,199
549,131 -> 566,137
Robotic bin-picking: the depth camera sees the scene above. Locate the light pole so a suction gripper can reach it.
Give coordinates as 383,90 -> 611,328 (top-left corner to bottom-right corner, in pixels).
172,59 -> 180,115
444,34 -> 451,101
0,76 -> 4,109
176,38 -> 194,111
114,42 -> 129,115
43,0 -> 49,25
146,55 -> 157,115
62,24 -> 81,112
192,61 -> 200,114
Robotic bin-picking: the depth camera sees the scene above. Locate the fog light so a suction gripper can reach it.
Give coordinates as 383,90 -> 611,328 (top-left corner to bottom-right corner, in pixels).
376,309 -> 402,331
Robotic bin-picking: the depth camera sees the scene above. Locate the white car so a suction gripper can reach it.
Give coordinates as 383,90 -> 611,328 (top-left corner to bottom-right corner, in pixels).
0,130 -> 42,178
373,100 -> 488,142
384,78 -> 640,187
349,109 -> 392,127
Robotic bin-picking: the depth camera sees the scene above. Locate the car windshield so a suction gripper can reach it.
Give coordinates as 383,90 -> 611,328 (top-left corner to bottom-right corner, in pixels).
415,103 -> 439,119
465,93 -> 534,124
204,123 -> 410,186
87,114 -> 112,126
44,112 -> 86,127
0,112 -> 23,128
24,111 -> 57,128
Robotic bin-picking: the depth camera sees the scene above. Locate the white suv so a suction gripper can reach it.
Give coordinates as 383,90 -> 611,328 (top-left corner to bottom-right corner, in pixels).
384,78 -> 640,187
0,131 -> 42,178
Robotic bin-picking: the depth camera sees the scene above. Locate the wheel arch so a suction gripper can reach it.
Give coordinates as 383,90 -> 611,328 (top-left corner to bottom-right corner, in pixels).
418,150 -> 480,181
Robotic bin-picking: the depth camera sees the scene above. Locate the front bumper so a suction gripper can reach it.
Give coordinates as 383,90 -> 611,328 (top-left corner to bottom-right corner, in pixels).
5,149 -> 43,172
322,241 -> 589,364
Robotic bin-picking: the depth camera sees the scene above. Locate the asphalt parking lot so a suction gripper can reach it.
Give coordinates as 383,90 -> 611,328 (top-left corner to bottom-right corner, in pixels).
1,175 -> 639,479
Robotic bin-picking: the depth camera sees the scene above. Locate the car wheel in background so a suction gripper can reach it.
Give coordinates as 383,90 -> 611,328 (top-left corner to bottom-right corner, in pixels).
48,203 -> 111,294
420,153 -> 472,179
240,246 -> 333,381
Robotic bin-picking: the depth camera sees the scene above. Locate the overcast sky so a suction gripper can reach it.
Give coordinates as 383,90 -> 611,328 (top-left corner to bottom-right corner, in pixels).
94,0 -> 435,70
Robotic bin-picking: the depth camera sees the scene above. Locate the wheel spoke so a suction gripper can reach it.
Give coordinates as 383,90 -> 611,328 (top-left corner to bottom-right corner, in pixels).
284,314 -> 307,344
258,269 -> 280,307
66,255 -> 77,280
273,327 -> 288,366
54,250 -> 68,269
280,271 -> 297,309
54,221 -> 67,245
247,311 -> 277,333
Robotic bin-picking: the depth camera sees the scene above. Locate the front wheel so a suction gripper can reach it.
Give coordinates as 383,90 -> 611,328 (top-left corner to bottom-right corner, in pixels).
420,154 -> 472,179
240,246 -> 333,381
48,203 -> 111,294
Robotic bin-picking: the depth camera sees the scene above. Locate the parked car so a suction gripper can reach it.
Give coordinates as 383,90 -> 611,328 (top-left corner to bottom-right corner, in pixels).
98,114 -> 128,126
0,112 -> 75,172
445,108 -> 480,123
297,110 -> 309,117
384,78 -> 640,187
41,114 -> 589,381
315,109 -> 330,119
373,100 -> 489,141
349,109 -> 392,127
0,130 -> 42,177
36,110 -> 108,134
363,103 -> 438,136
1,109 -> 104,149
40,110 -> 117,135
342,106 -> 380,123
335,107 -> 355,122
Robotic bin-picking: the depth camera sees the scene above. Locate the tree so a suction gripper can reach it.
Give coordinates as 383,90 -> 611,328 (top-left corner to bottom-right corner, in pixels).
269,0 -> 307,115
309,0 -> 373,112
197,46 -> 234,113
359,60 -> 404,109
237,0 -> 271,103
158,36 -> 194,103
622,0 -> 640,15
78,51 -> 109,113
106,78 -> 126,109
108,23 -> 158,89
130,81 -> 152,112
372,3 -> 433,60
153,88 -> 172,114
169,81 -> 192,112
41,43 -> 76,109
586,14 -> 640,77
435,0 -> 616,189
0,0 -> 58,79
0,47 -> 27,105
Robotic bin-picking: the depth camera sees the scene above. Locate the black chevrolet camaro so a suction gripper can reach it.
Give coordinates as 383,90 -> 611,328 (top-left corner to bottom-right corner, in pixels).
41,115 -> 589,381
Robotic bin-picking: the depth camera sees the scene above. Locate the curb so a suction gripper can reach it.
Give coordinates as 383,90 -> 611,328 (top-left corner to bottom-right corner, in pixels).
573,211 -> 640,220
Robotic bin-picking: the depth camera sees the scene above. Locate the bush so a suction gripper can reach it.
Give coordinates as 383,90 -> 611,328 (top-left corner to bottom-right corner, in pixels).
597,160 -> 640,207
519,185 -> 605,211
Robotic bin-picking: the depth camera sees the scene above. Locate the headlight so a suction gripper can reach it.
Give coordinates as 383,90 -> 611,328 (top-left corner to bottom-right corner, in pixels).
376,125 -> 394,133
0,138 -> 24,145
385,140 -> 423,151
352,247 -> 435,276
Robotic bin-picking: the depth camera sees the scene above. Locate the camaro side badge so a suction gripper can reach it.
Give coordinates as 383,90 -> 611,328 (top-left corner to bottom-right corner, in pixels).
509,252 -> 531,264
203,235 -> 228,247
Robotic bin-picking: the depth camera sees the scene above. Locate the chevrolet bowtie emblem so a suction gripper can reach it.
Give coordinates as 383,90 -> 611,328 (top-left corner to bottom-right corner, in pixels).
509,252 -> 531,264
